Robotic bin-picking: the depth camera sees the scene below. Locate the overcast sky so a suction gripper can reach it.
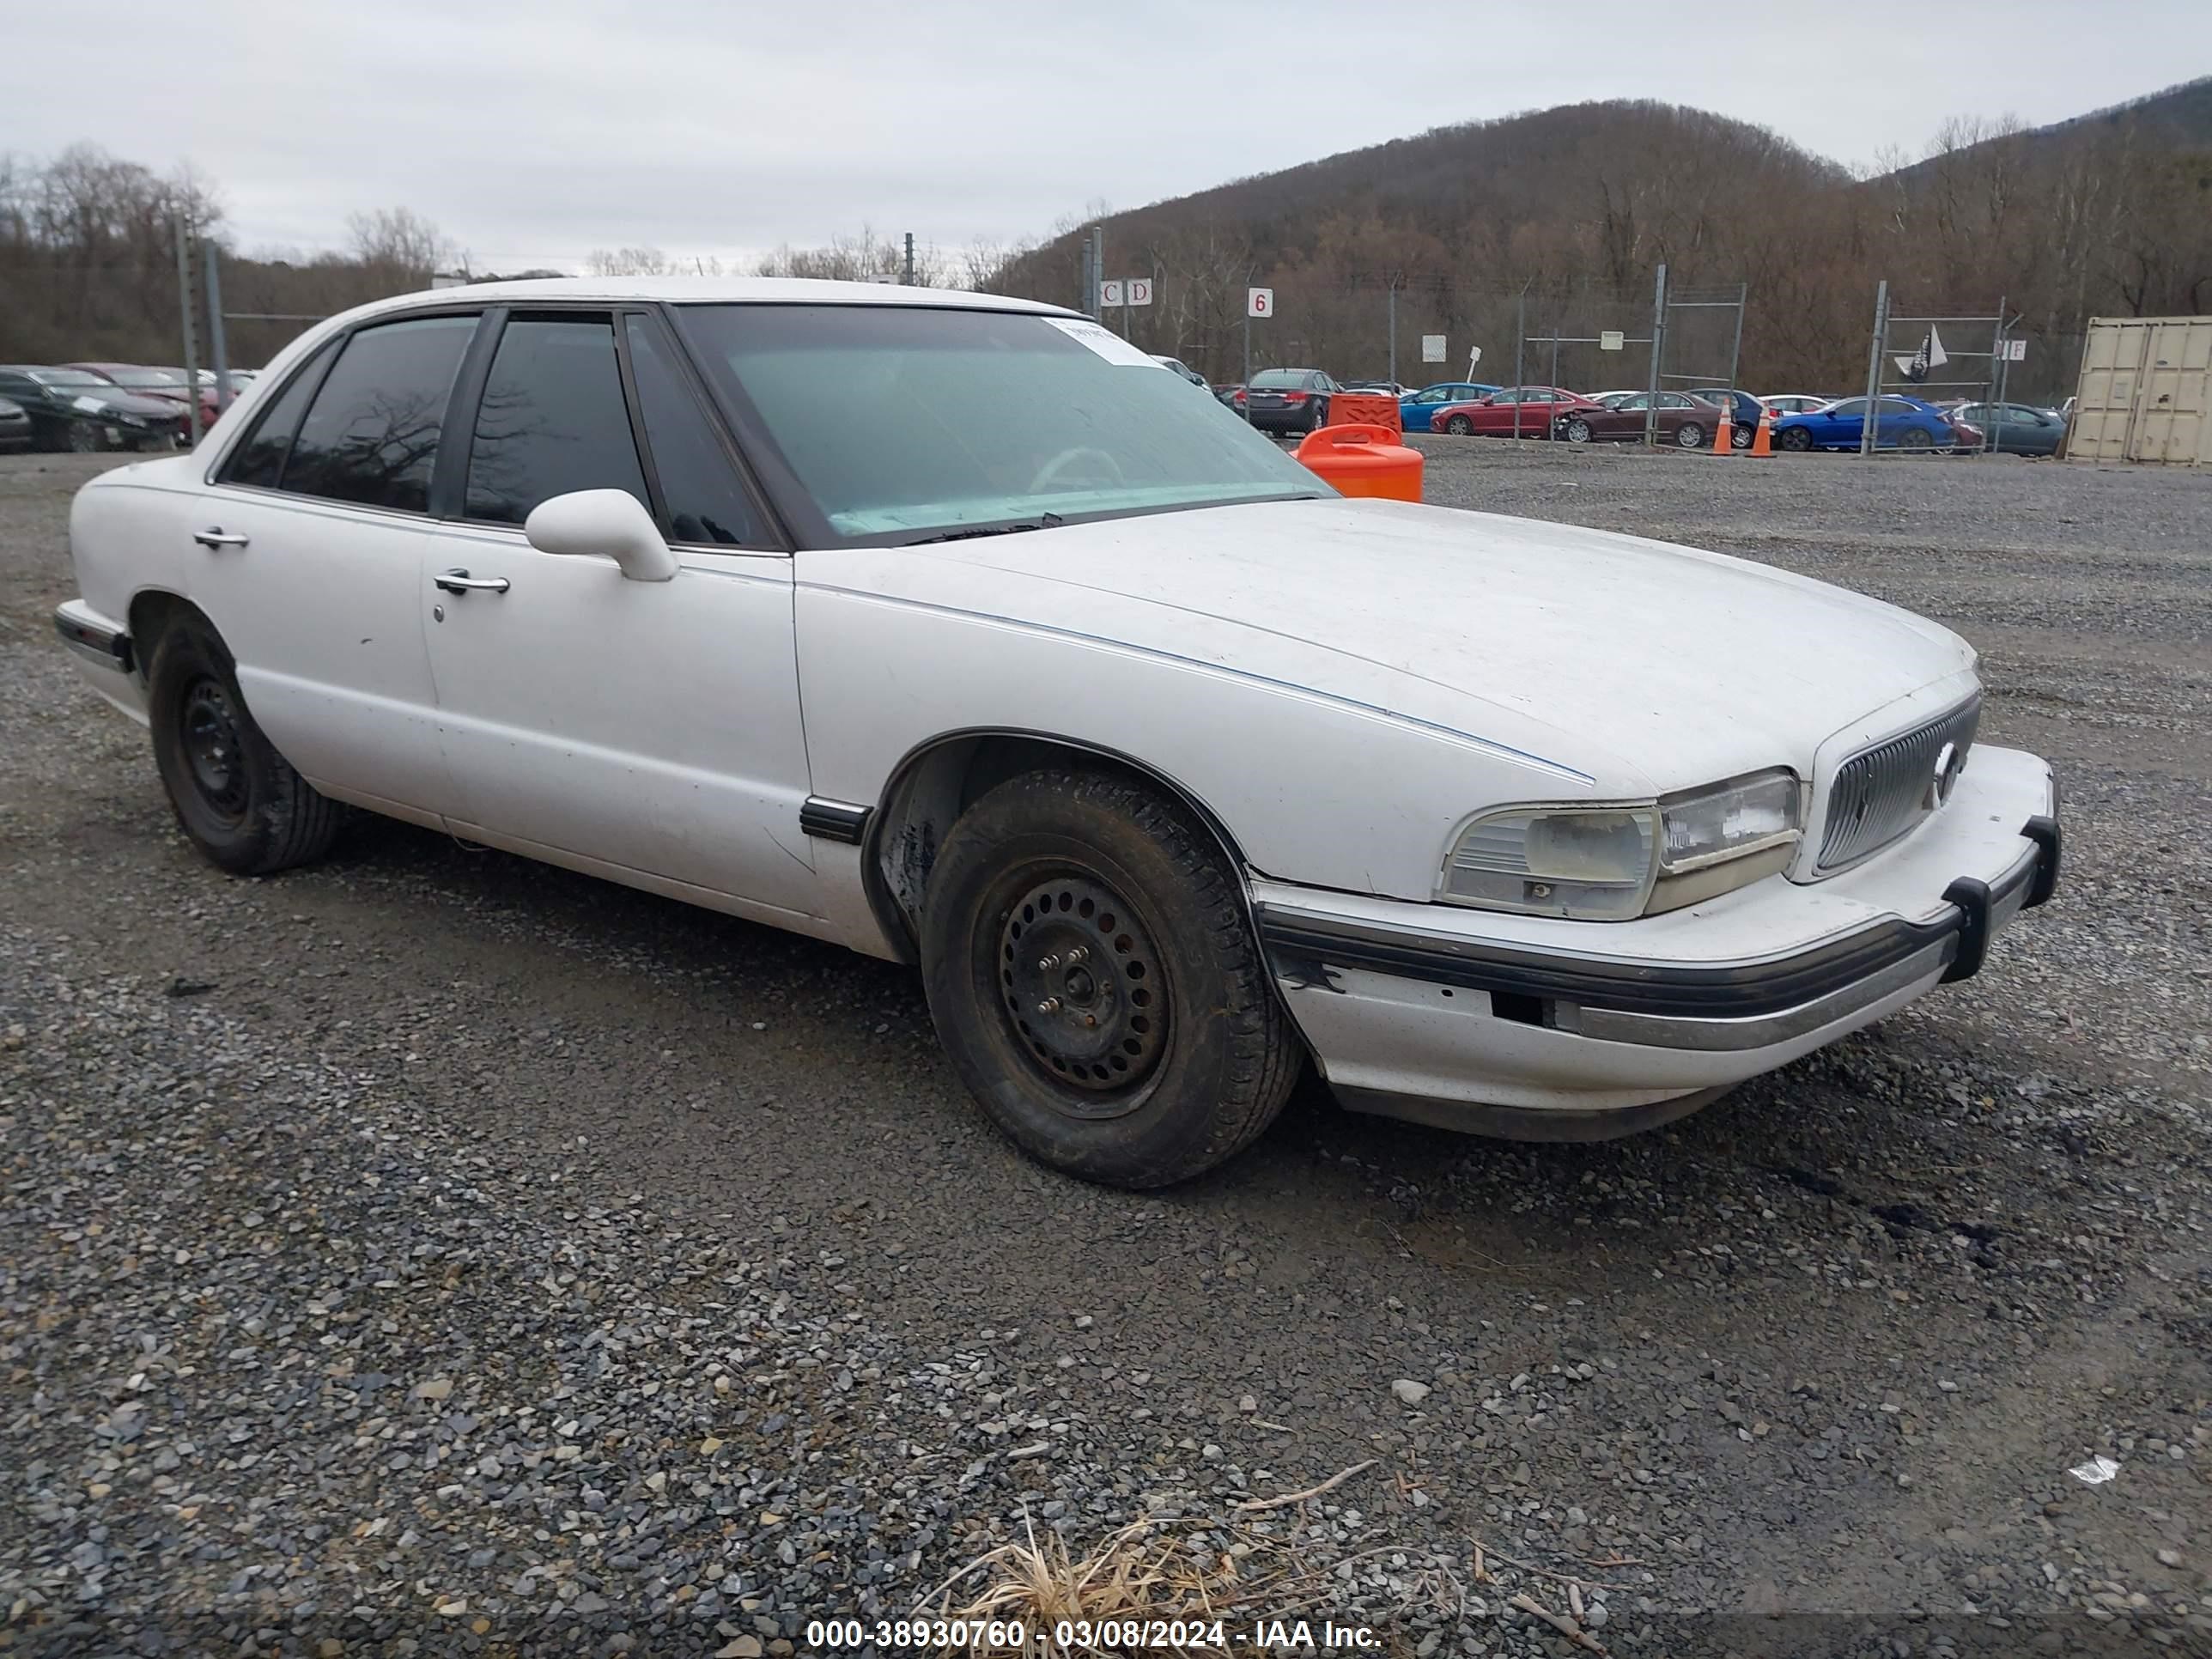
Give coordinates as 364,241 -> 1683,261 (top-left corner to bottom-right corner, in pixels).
9,2 -> 2208,271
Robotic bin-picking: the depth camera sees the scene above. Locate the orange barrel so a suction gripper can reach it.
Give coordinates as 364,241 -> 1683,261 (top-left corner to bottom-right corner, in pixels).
1294,422 -> 1424,501
1324,391 -> 1403,435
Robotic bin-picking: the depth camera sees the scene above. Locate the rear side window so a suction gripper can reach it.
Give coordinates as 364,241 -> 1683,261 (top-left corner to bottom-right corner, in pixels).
284,316 -> 477,512
465,316 -> 647,526
624,316 -> 756,546
220,341 -> 336,489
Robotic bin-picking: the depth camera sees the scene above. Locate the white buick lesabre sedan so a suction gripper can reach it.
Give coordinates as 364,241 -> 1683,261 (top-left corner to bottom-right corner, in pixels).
56,278 -> 2060,1188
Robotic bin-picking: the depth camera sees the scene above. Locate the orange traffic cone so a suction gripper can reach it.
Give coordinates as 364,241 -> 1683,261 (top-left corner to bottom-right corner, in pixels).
1748,405 -> 1774,457
1711,402 -> 1734,453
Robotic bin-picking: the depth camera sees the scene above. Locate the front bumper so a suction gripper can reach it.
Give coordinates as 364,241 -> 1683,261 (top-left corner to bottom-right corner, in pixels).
1255,744 -> 2059,1139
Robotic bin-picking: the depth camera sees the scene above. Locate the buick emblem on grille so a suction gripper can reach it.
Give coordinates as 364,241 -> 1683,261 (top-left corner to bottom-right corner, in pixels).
1927,740 -> 1963,809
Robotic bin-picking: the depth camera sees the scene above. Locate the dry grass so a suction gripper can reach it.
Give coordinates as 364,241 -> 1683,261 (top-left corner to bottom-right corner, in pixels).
916,1510 -> 1470,1656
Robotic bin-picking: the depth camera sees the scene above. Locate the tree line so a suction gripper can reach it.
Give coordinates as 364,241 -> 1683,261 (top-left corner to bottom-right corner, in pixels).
6,89 -> 2207,403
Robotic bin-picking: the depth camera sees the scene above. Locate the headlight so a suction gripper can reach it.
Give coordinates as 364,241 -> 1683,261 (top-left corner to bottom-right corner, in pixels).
1441,805 -> 1658,920
112,411 -> 147,427
1650,769 -> 1802,913
1440,769 -> 1803,921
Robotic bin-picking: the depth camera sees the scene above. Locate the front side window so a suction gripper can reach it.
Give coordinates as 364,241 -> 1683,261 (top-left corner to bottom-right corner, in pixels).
465,316 -> 647,526
1414,388 -> 1448,404
285,315 -> 477,512
624,315 -> 757,546
676,305 -> 1322,542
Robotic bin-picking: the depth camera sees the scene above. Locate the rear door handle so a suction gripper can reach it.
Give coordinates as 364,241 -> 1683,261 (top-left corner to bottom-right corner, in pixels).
193,526 -> 249,549
433,568 -> 511,595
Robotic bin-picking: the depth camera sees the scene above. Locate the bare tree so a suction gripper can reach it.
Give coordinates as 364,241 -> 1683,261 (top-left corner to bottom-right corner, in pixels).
348,207 -> 453,281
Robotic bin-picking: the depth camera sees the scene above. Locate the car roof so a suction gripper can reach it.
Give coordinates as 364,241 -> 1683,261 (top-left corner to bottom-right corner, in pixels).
339,276 -> 1075,331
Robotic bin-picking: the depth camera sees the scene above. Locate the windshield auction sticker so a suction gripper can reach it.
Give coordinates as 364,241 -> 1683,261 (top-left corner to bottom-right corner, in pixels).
1045,317 -> 1164,368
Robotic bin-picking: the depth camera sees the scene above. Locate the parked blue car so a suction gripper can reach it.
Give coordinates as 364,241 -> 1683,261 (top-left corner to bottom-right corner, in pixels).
1400,381 -> 1500,432
1771,395 -> 1969,453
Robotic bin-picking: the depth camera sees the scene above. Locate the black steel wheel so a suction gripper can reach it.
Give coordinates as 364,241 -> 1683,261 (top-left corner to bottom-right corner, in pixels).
1779,425 -> 1815,451
1898,426 -> 1936,450
921,769 -> 1301,1188
148,611 -> 343,875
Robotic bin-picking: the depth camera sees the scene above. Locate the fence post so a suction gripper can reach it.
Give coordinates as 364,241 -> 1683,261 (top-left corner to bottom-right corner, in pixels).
1987,295 -> 2008,454
1643,263 -> 1668,447
1091,226 -> 1104,320
173,216 -> 203,446
1859,280 -> 1889,457
902,231 -> 915,287
1724,281 -> 1747,398
1513,289 -> 1526,439
1387,282 -> 1397,389
204,242 -> 232,414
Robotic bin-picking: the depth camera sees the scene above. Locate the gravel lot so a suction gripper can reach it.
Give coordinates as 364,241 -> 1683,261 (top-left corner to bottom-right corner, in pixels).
3,445 -> 2208,1656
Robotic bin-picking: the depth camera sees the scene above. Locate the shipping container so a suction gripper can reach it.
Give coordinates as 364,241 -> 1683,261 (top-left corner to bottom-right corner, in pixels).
2065,315 -> 2212,465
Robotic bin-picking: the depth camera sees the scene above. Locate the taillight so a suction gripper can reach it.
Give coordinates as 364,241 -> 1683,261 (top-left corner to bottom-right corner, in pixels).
1233,390 -> 1246,404
1281,391 -> 1307,404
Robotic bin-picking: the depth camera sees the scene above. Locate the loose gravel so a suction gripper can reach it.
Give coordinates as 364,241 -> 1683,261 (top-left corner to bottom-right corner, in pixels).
2,447 -> 2208,1656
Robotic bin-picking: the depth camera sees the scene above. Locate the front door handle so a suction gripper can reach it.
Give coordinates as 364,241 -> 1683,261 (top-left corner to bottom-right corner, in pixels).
433,568 -> 511,595
193,526 -> 249,549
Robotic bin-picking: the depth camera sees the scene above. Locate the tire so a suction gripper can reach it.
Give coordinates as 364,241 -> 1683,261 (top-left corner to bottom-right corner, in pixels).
1674,422 -> 1705,449
1308,402 -> 1327,433
1562,417 -> 1594,445
1779,425 -> 1814,452
64,422 -> 102,453
1898,426 -> 1936,450
920,769 -> 1300,1188
1732,422 -> 1753,449
1443,414 -> 1473,435
147,612 -> 343,876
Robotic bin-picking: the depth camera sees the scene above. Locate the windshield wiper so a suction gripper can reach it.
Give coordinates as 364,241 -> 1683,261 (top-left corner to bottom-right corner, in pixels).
902,513 -> 1065,546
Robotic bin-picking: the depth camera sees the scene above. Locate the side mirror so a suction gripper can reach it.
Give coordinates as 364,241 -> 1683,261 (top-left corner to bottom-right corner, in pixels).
523,489 -> 678,583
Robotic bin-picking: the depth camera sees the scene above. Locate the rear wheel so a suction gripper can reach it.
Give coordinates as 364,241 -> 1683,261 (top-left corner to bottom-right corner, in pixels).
147,613 -> 343,875
1731,422 -> 1754,449
921,769 -> 1300,1188
1674,422 -> 1705,449
1443,414 -> 1473,435
1898,426 -> 1936,451
1779,425 -> 1815,452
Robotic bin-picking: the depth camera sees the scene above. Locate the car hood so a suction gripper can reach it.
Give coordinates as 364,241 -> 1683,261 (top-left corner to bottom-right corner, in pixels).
819,496 -> 1975,796
48,386 -> 177,418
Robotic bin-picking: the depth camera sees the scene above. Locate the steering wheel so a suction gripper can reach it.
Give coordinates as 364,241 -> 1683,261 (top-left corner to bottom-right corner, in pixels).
1029,446 -> 1126,495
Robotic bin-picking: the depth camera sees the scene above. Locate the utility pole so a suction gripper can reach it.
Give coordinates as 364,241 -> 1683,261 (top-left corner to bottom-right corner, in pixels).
1859,280 -> 1890,458
1090,225 -> 1105,320
902,231 -> 915,287
173,216 -> 204,446
1643,263 -> 1668,448
204,242 -> 232,414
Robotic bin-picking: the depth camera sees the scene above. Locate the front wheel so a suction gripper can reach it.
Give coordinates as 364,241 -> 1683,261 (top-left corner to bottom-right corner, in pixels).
64,422 -> 102,453
921,769 -> 1300,1188
1443,414 -> 1473,435
1562,417 -> 1594,445
1674,422 -> 1705,449
148,613 -> 343,875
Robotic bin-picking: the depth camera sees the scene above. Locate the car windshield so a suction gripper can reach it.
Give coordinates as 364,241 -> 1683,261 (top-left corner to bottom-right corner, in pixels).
114,369 -> 185,386
30,369 -> 108,388
678,304 -> 1324,541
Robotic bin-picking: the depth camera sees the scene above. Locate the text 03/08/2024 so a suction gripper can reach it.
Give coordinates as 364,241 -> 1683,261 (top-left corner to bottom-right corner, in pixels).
805,1617 -> 1380,1650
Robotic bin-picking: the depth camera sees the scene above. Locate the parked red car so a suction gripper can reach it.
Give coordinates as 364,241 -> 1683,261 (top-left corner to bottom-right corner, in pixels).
66,363 -> 222,431
1431,386 -> 1592,438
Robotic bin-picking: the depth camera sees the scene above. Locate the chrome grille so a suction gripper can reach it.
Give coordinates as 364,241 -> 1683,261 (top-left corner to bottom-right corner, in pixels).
1816,696 -> 1981,872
